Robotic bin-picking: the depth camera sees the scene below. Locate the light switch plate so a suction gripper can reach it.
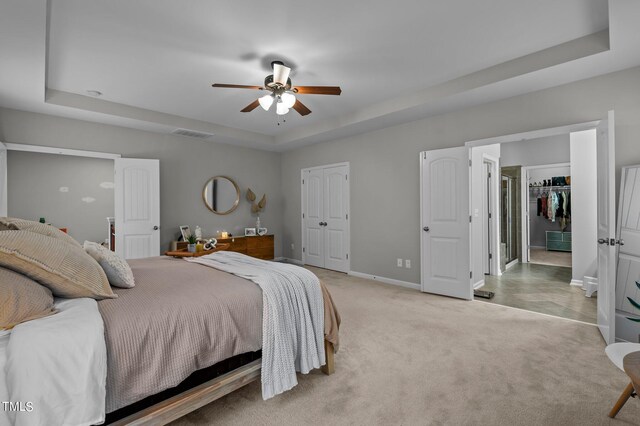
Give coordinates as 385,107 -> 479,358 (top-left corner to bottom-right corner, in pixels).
405,259 -> 411,268
397,258 -> 403,267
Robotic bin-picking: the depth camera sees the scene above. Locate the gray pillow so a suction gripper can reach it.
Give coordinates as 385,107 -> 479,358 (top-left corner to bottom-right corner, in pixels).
84,241 -> 135,288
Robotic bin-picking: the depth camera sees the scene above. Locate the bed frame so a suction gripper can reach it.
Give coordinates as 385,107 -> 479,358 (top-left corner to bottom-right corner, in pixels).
110,340 -> 335,426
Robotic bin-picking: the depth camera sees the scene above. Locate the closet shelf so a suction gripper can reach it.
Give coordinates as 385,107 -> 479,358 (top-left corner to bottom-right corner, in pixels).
529,185 -> 571,190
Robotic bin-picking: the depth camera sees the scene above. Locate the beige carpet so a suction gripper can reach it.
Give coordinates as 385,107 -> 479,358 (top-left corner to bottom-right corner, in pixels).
171,267 -> 638,426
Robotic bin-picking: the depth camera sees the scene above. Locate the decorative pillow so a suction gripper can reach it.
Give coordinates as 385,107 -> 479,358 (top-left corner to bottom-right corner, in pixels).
83,241 -> 135,288
0,217 -> 82,248
0,230 -> 116,300
0,266 -> 57,330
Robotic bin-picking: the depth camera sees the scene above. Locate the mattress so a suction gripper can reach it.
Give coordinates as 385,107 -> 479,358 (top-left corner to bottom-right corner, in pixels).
98,256 -> 263,413
0,332 -> 10,426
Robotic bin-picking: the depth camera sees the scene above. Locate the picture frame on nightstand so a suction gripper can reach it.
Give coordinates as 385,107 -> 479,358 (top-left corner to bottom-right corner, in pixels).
179,225 -> 191,241
244,228 -> 257,236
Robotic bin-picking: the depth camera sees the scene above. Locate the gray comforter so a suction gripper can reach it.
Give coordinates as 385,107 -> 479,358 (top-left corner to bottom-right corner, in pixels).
98,256 -> 263,413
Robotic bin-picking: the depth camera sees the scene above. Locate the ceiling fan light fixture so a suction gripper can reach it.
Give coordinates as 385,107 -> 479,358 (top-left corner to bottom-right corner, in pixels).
276,102 -> 289,116
258,94 -> 274,111
272,63 -> 291,86
281,92 -> 296,108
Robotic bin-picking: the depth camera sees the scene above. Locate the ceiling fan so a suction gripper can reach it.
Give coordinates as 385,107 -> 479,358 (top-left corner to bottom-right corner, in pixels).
211,61 -> 341,117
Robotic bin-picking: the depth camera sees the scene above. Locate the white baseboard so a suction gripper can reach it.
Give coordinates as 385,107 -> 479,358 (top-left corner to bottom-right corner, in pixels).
570,279 -> 584,287
274,257 -> 304,266
505,260 -> 518,271
473,280 -> 485,290
348,271 -> 420,291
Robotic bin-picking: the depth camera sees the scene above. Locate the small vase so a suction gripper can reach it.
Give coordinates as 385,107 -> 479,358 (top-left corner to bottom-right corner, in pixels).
256,216 -> 261,230
187,244 -> 196,253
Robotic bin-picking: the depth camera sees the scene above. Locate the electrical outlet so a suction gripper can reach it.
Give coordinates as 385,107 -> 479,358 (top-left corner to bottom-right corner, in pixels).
290,243 -> 295,251
405,259 -> 411,269
397,258 -> 403,267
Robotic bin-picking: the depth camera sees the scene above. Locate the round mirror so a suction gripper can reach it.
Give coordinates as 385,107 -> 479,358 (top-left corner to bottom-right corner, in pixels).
203,176 -> 240,215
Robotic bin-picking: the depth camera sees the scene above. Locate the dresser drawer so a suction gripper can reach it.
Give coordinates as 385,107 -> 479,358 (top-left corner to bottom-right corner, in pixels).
246,235 -> 274,249
547,241 -> 571,252
546,231 -> 563,242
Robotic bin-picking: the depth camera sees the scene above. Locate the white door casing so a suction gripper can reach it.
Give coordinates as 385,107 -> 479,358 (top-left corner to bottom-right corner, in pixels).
0,142 -> 6,217
301,163 -> 350,273
420,147 -> 472,300
303,168 -> 324,268
596,111 -> 617,344
114,158 -> 160,259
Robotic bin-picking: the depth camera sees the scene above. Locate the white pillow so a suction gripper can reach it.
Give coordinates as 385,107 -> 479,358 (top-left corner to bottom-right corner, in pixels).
83,241 -> 135,288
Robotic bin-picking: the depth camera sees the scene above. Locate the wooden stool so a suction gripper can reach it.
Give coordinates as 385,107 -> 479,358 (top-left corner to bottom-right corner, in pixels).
606,343 -> 640,418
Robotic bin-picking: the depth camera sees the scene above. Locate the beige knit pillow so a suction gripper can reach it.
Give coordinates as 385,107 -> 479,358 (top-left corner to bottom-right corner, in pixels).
0,266 -> 57,330
0,230 -> 115,300
0,217 -> 82,248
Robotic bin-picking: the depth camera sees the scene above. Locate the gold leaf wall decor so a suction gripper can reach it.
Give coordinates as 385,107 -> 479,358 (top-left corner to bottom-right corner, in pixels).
246,188 -> 266,214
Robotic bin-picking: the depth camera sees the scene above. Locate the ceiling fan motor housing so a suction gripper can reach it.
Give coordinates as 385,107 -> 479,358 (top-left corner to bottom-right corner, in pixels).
264,75 -> 292,92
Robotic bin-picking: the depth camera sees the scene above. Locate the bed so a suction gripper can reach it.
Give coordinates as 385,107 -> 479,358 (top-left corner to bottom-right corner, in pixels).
1,220 -> 340,426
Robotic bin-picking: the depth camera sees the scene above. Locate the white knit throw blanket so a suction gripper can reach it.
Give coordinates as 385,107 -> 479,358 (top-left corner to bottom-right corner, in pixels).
187,251 -> 325,399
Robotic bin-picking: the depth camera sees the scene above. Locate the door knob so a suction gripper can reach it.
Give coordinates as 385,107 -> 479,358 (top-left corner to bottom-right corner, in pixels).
598,238 -> 608,245
321,222 -> 327,226
423,226 -> 430,232
153,226 -> 159,230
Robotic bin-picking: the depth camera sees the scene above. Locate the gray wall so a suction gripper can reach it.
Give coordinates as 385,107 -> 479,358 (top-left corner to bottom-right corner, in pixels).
0,109 -> 283,256
500,134 -> 570,167
7,150 -> 114,243
281,66 -> 640,285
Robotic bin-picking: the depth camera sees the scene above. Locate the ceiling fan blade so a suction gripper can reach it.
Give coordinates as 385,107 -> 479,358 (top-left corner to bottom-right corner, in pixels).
292,99 -> 312,116
212,84 -> 263,90
241,99 -> 261,113
273,63 -> 291,85
292,86 -> 342,95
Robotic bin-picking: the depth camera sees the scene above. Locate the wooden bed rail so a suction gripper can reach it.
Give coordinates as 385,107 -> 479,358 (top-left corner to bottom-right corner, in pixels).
111,340 -> 335,426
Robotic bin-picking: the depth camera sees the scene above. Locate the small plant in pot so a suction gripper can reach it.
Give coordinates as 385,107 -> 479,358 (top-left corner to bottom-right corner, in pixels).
186,234 -> 198,253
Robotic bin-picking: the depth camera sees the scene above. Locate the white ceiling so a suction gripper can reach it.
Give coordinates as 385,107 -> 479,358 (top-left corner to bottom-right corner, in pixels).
2,0 -> 640,151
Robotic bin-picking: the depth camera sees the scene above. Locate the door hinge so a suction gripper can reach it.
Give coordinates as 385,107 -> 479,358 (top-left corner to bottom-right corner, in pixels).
469,159 -> 472,167
488,172 -> 492,178
489,213 -> 492,219
469,215 -> 472,223
302,179 -> 304,184
346,213 -> 348,219
489,253 -> 493,259
346,175 -> 348,180
303,247 -> 305,253
302,213 -> 305,218
346,253 -> 349,260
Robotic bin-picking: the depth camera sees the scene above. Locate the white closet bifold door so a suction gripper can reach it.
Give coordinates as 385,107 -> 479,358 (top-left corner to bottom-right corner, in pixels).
302,163 -> 350,273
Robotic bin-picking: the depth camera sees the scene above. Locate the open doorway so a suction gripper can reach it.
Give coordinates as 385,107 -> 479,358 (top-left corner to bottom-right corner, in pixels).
472,132 -> 598,324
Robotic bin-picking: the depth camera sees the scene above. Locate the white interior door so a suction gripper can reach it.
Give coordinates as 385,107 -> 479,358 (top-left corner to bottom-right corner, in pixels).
114,158 -> 160,259
420,147 -> 471,299
596,111 -> 616,344
323,165 -> 350,273
616,166 -> 640,319
303,168 -> 324,268
0,142 -> 6,217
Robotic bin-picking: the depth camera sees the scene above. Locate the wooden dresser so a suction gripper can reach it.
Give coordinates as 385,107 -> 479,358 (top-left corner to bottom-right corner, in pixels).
176,235 -> 274,260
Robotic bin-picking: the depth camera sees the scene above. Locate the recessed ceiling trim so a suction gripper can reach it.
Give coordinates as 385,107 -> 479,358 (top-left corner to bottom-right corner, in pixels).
274,29 -> 611,146
44,88 -> 275,145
